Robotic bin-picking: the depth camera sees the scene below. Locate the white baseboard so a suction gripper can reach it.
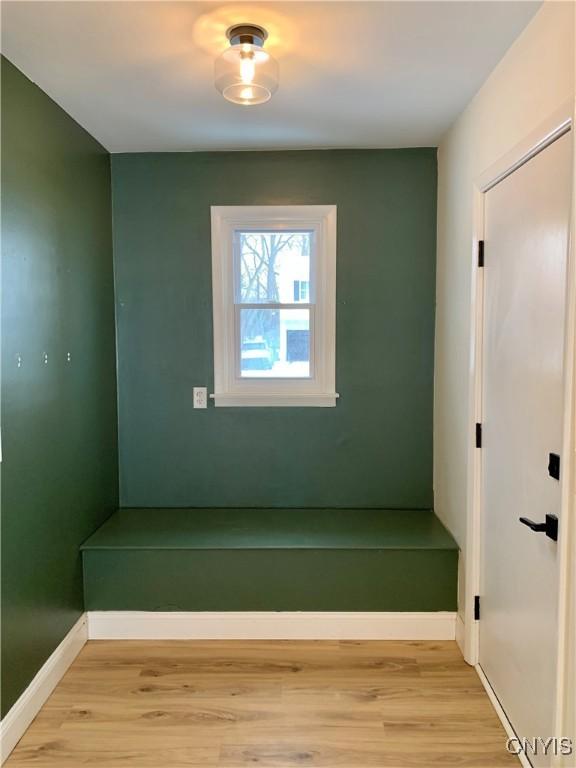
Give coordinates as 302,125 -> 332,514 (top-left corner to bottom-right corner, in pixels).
455,613 -> 466,656
87,611 -> 456,641
0,614 -> 87,764
475,664 -> 527,768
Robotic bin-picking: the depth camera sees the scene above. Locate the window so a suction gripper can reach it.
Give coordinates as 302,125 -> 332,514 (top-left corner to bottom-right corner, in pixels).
293,280 -> 309,302
211,205 -> 337,406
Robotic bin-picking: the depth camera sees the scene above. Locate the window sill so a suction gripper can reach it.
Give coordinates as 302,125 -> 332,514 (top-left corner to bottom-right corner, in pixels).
210,393 -> 339,408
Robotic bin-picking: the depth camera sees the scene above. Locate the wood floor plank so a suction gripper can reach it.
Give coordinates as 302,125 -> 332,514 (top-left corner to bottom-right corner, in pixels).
219,742 -> 517,767
5,640 -> 518,767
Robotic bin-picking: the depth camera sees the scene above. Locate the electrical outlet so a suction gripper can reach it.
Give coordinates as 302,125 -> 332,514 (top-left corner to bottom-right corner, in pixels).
193,387 -> 207,409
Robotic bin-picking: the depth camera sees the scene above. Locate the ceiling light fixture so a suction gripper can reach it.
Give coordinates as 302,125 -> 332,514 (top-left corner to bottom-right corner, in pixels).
215,24 -> 279,106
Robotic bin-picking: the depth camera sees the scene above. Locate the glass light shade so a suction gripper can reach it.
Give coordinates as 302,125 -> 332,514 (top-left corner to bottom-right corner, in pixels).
215,43 -> 279,105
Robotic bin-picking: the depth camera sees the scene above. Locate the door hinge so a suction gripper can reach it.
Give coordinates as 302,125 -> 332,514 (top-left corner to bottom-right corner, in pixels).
475,423 -> 482,448
478,239 -> 485,268
474,595 -> 481,621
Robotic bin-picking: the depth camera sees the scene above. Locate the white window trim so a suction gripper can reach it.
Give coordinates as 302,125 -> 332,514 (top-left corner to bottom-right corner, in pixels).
210,205 -> 338,407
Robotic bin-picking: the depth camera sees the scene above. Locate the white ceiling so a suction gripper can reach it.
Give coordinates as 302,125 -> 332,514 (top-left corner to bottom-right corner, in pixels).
1,1 -> 541,152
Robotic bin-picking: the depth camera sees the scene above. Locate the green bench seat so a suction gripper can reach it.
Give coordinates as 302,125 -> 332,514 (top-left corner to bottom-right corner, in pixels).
81,508 -> 458,612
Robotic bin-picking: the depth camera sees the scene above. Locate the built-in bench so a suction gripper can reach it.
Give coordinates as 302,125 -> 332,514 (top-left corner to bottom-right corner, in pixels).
81,508 -> 458,611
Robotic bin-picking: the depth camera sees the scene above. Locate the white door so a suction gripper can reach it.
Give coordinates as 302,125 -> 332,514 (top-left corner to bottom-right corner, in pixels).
480,130 -> 572,768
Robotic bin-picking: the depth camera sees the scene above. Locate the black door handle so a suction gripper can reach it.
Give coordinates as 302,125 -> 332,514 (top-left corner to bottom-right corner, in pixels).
519,518 -> 546,532
519,514 -> 558,541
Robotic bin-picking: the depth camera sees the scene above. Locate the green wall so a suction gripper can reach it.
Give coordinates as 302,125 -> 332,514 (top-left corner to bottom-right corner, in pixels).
112,149 -> 437,508
1,58 -> 118,715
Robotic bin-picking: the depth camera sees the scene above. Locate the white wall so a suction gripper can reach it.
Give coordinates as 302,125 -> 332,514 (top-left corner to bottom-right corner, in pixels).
435,0 -> 575,618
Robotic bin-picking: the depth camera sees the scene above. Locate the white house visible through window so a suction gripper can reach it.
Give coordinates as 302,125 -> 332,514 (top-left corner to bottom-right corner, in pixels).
211,205 -> 337,407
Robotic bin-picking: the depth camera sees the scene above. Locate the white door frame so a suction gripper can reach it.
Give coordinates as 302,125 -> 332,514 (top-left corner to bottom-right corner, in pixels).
463,101 -> 576,758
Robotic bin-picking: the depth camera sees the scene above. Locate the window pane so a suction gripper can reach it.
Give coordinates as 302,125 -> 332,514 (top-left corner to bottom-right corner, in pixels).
237,231 -> 312,304
240,308 -> 310,378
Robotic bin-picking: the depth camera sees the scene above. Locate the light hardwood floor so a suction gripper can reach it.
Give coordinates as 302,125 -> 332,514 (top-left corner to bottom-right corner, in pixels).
7,640 -> 518,767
